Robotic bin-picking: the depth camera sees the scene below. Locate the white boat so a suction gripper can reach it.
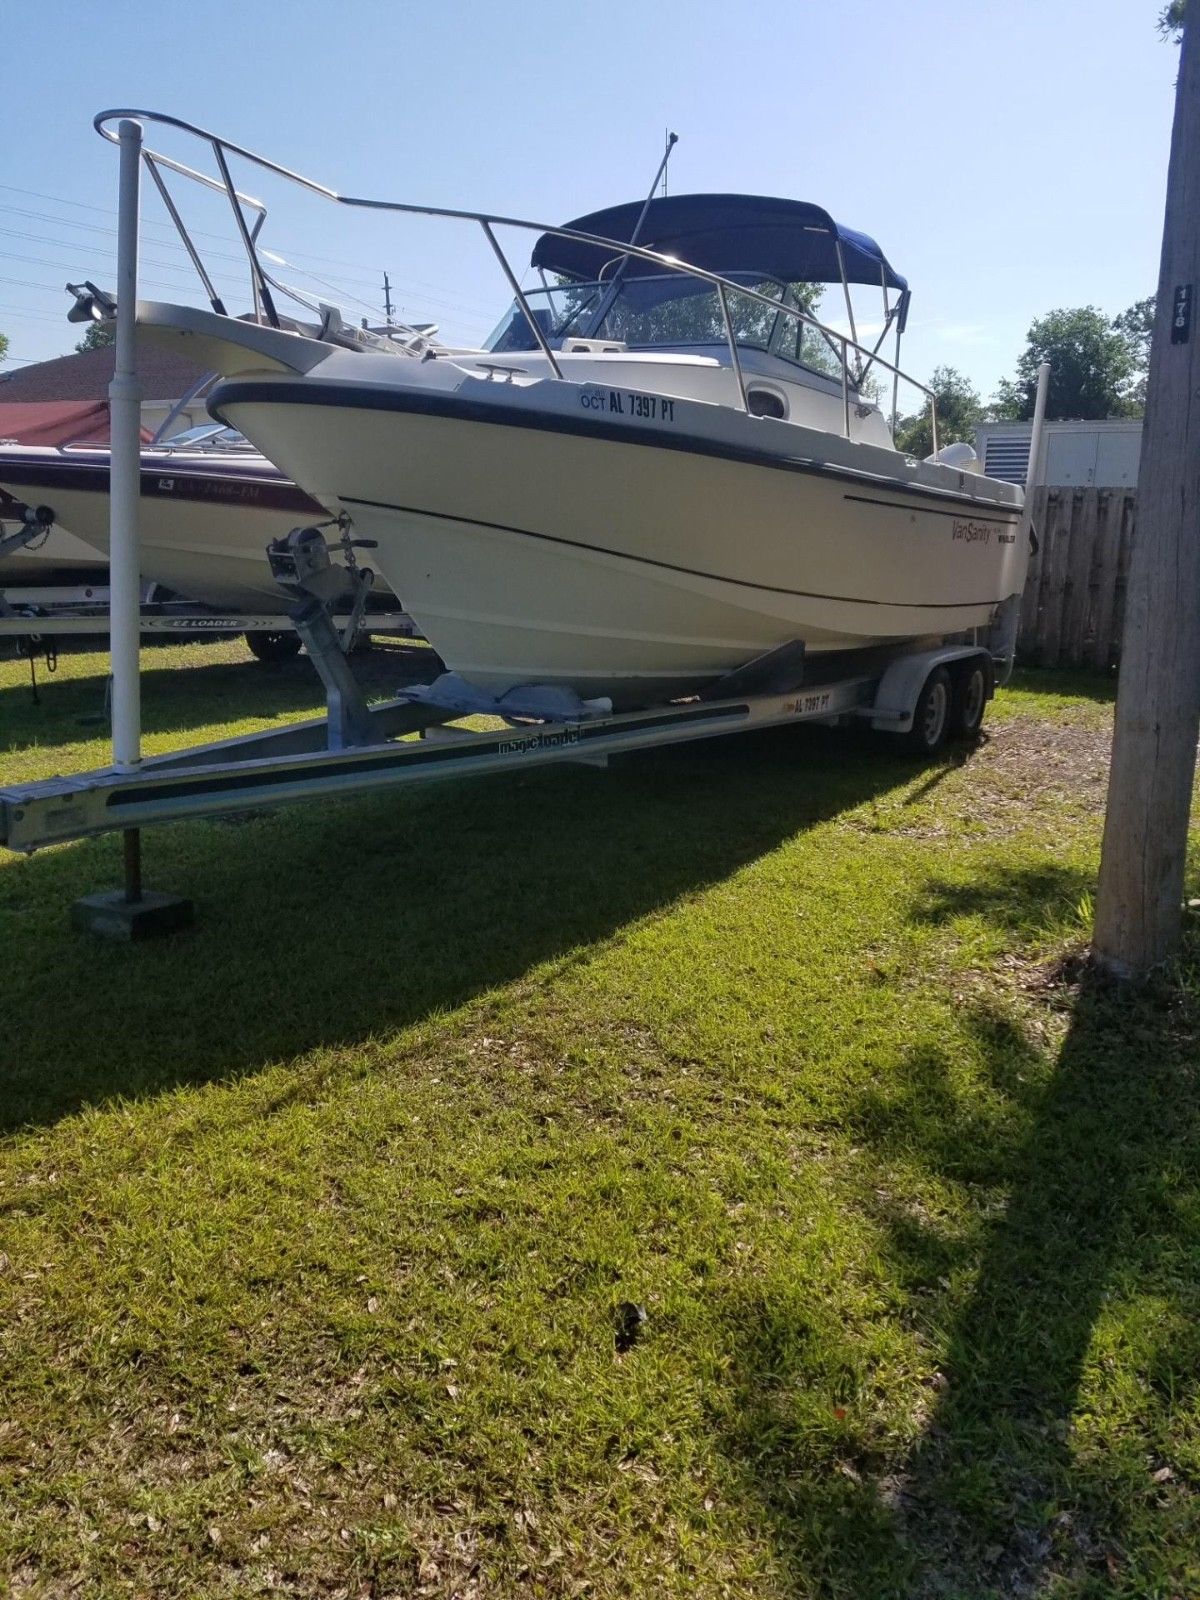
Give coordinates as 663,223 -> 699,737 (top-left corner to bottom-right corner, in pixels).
0,424 -> 363,613
0,486 -> 108,587
97,114 -> 1028,705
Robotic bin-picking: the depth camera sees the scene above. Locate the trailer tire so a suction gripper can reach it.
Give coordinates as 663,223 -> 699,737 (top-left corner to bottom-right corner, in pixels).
952,657 -> 992,741
245,629 -> 302,663
902,666 -> 952,756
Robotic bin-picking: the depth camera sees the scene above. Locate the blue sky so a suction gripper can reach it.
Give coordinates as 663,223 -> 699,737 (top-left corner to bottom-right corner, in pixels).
0,0 -> 1179,402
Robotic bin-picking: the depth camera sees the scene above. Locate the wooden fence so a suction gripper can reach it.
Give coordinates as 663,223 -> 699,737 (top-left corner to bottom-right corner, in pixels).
1016,485 -> 1136,670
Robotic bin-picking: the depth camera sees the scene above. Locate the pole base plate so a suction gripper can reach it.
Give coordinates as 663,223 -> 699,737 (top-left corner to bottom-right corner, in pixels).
71,888 -> 195,941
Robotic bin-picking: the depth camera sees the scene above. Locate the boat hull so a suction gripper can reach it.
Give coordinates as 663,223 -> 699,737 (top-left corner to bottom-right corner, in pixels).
0,519 -> 108,589
0,449 -> 349,613
215,378 -> 1027,703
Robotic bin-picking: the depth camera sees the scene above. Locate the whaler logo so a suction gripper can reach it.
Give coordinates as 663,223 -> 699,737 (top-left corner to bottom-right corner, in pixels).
952,520 -> 991,545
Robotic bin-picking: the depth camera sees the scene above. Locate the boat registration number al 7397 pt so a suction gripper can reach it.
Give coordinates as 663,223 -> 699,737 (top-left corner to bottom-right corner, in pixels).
579,386 -> 677,423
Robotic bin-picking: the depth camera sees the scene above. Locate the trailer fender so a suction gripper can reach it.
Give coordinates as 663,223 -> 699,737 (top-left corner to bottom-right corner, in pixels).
869,646 -> 993,734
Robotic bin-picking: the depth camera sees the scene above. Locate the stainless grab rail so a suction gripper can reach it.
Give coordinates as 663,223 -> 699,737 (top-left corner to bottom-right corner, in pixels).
95,108 -> 939,447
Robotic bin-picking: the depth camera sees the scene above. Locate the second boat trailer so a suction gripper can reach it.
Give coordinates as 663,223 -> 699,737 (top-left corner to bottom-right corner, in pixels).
1,509 -> 416,665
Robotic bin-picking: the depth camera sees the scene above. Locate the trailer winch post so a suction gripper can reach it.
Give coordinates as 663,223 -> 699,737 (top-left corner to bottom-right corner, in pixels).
72,117 -> 193,940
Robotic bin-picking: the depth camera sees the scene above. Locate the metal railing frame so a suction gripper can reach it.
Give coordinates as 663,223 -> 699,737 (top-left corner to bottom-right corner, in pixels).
95,108 -> 938,451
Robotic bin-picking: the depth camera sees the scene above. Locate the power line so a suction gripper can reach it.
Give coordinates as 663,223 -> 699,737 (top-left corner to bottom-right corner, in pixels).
0,272 -> 86,294
0,276 -> 492,346
0,201 -> 382,288
0,228 -> 490,328
0,184 -> 504,316
0,254 -> 249,301
0,181 -> 393,277
0,265 -> 238,299
2,237 -> 387,322
0,305 -> 74,324
0,227 -> 239,281
0,205 -> 254,270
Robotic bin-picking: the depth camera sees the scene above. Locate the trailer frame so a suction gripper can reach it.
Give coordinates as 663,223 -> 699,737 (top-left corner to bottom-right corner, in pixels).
0,639 -> 996,857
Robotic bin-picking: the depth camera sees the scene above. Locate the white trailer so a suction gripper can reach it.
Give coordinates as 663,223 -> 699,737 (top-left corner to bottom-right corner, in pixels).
0,622 -> 1001,859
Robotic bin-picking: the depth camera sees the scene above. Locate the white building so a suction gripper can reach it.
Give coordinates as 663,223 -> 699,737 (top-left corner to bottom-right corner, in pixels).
974,418 -> 1143,487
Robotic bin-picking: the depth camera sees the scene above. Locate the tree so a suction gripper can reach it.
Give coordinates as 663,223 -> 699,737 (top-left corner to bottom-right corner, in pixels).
894,365 -> 982,457
0,328 -> 8,365
74,321 -> 115,354
1113,295 -> 1156,408
993,306 -> 1136,420
1159,0 -> 1186,41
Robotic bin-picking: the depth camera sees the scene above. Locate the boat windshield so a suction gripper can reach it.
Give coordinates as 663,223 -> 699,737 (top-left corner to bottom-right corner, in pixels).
158,424 -> 255,451
486,273 -> 844,378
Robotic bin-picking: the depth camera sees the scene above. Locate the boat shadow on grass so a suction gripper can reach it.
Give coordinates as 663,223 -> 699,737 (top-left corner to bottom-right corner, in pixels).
1,722 -> 907,1135
720,864 -> 1200,1598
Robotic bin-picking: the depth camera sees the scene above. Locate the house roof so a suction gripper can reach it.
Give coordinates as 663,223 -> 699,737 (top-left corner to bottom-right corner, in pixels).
0,345 -> 206,404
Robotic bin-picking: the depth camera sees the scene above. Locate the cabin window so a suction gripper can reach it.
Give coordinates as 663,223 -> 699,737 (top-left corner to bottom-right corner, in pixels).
769,284 -> 845,381
589,274 -> 785,350
485,273 -> 794,354
486,282 -> 607,352
747,387 -> 787,419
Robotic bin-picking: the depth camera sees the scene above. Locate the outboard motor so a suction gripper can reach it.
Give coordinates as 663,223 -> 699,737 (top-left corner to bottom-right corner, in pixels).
925,441 -> 980,470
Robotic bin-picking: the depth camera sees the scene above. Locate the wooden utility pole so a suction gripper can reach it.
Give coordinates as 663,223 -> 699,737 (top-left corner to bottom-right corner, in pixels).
1094,12 -> 1200,978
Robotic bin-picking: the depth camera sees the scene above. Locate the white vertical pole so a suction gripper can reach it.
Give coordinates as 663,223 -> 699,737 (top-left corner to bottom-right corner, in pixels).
1027,363 -> 1050,497
1016,361 -> 1050,549
109,118 -> 143,773
992,363 -> 1049,686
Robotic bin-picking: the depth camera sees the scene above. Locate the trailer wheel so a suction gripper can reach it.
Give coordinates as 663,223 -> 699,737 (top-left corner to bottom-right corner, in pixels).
245,629 -> 302,663
902,666 -> 952,756
952,657 -> 992,741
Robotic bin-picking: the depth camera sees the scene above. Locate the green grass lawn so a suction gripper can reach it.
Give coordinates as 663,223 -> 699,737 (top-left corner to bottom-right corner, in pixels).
1,640 -> 1197,1599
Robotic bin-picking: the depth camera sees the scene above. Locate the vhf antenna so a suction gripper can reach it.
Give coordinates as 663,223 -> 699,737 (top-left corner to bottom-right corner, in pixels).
383,271 -> 395,327
627,131 -> 678,257
662,128 -> 676,196
580,132 -> 678,337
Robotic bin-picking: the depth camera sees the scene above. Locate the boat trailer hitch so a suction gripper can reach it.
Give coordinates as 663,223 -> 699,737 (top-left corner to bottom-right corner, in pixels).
0,501 -> 57,563
0,504 -> 61,696
267,524 -> 380,750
